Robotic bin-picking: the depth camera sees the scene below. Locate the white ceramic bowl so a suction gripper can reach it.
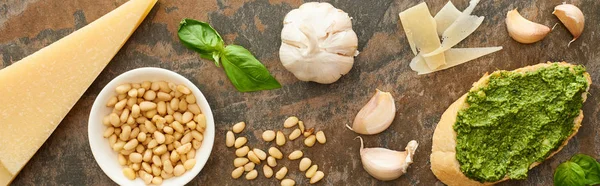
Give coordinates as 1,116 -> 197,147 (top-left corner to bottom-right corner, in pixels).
88,67 -> 214,185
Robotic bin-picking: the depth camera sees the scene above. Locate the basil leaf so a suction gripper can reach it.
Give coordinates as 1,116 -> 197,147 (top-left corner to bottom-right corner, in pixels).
570,154 -> 600,185
554,161 -> 587,186
220,45 -> 281,92
177,19 -> 224,65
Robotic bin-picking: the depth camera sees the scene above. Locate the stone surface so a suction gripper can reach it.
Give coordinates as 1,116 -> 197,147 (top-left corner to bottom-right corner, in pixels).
1,0 -> 599,185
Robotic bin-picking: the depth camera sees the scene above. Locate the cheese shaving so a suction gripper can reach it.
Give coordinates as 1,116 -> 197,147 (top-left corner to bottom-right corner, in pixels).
399,2 -> 446,69
410,47 -> 503,74
434,1 -> 462,36
424,0 -> 484,57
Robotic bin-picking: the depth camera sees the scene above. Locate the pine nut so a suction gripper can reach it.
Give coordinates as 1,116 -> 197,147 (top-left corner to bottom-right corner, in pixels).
298,121 -> 305,132
245,169 -> 258,180
129,153 -> 143,163
176,143 -> 192,154
232,122 -> 245,133
191,131 -> 203,141
142,162 -> 152,173
179,100 -> 188,112
143,149 -> 152,162
172,121 -> 184,133
176,85 -> 191,95
231,167 -> 244,179
170,151 -> 180,163
248,151 -> 261,164
152,155 -> 162,167
128,88 -> 138,98
276,131 -> 286,146
137,132 -> 147,143
109,113 -> 120,126
253,148 -> 267,160
102,116 -> 111,126
316,131 -> 326,144
244,162 -> 255,172
267,156 -> 277,167
275,167 -> 288,180
310,171 -> 325,184
147,139 -> 158,149
151,164 -> 161,176
284,116 -> 299,128
187,121 -> 197,130
234,158 -> 249,167
143,90 -> 156,100
234,137 -> 248,148
135,144 -> 145,153
123,139 -> 139,150
157,92 -> 172,102
157,101 -> 167,115
109,135 -> 117,147
151,176 -> 163,185
269,147 -> 283,159
187,149 -> 196,159
181,133 -> 193,144
106,96 -> 118,107
158,81 -> 171,93
170,98 -> 180,111
120,125 -> 132,141
153,144 -> 167,155
289,129 -> 301,140
137,88 -> 145,98
304,135 -> 316,147
182,112 -> 193,123
299,158 -> 312,172
188,104 -> 201,115
263,165 -> 273,178
117,94 -> 127,101
118,154 -> 127,165
123,167 -> 136,180
130,127 -> 140,140
262,130 -> 276,142
192,140 -> 202,149
104,127 -> 115,138
173,164 -> 185,176
306,165 -> 318,178
184,159 -> 196,170
139,101 -> 157,111
288,150 -> 303,160
120,109 -> 130,123
126,97 -> 137,108
115,99 -> 127,111
116,84 -> 132,94
281,179 -> 295,186
163,160 -> 173,174
186,94 -> 196,104
303,128 -> 314,137
236,146 -> 250,157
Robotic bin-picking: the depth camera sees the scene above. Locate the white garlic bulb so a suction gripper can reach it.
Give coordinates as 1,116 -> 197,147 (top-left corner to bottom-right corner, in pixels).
279,2 -> 359,84
358,137 -> 418,181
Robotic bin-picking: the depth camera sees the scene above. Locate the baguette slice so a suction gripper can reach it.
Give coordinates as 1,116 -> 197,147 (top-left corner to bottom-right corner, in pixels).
430,62 -> 592,186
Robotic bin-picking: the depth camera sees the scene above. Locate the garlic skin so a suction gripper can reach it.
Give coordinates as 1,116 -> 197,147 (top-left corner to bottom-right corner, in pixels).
358,137 -> 418,181
553,3 -> 584,45
505,9 -> 551,44
279,2 -> 359,84
348,89 -> 396,135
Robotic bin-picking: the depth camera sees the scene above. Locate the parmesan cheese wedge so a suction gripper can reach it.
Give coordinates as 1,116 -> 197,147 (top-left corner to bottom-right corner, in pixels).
434,1 -> 462,36
0,0 -> 157,184
410,47 -> 502,74
424,0 -> 484,57
399,2 -> 446,70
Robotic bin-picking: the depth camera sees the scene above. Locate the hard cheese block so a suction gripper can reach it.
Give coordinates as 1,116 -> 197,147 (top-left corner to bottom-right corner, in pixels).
0,0 -> 157,184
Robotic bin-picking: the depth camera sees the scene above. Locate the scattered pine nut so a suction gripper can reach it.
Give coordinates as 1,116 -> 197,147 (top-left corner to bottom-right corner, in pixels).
304,135 -> 316,147
245,170 -> 258,180
316,131 -> 326,144
267,156 -> 278,167
306,165 -> 318,178
275,167 -> 288,180
288,150 -> 303,160
281,178 -> 296,186
244,162 -> 256,172
234,158 -> 249,167
303,128 -> 314,137
263,165 -> 273,178
299,158 -> 312,171
234,137 -> 248,148
310,171 -> 325,184
253,148 -> 267,160
269,147 -> 283,159
298,121 -> 305,132
289,129 -> 301,141
232,167 -> 244,179
248,151 -> 261,164
233,122 -> 246,133
276,131 -> 286,146
236,146 -> 250,157
262,130 -> 276,142
284,116 -> 299,128
226,131 -> 235,147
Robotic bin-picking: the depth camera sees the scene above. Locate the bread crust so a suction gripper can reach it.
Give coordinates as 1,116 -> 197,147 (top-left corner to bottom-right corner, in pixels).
430,62 -> 592,186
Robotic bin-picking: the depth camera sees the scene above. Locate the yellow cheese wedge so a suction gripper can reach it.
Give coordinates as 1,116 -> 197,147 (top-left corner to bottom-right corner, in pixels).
399,2 -> 446,70
0,0 -> 156,184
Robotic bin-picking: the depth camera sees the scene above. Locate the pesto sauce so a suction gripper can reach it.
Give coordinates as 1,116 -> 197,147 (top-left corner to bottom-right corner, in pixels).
454,64 -> 588,183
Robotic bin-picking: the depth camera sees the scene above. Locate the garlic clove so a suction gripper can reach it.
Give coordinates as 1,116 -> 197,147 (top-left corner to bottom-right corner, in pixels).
349,89 -> 396,135
505,9 -> 551,44
553,3 -> 584,45
357,137 -> 418,181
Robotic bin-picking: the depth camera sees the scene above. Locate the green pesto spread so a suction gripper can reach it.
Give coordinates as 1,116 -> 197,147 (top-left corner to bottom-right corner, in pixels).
454,64 -> 588,183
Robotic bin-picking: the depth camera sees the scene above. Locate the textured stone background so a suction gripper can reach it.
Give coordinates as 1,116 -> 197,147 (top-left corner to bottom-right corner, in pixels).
1,0 -> 599,185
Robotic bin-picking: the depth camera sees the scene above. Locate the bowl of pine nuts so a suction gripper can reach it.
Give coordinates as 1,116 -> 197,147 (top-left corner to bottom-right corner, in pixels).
88,67 -> 214,186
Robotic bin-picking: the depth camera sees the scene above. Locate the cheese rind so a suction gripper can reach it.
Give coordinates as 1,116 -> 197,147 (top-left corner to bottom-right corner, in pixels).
399,2 -> 446,70
0,0 -> 156,182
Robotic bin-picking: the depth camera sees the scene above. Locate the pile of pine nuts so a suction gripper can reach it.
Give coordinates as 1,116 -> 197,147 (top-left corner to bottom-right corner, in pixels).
102,81 -> 206,184
226,116 -> 326,185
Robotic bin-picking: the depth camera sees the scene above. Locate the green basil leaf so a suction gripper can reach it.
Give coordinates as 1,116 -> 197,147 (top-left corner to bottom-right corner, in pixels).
554,161 -> 587,186
570,154 -> 600,185
177,19 -> 224,64
220,45 -> 281,92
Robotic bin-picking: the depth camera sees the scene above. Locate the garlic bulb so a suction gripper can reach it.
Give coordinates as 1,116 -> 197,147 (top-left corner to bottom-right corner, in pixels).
347,89 -> 396,135
553,3 -> 585,45
357,137 -> 418,181
279,2 -> 359,84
